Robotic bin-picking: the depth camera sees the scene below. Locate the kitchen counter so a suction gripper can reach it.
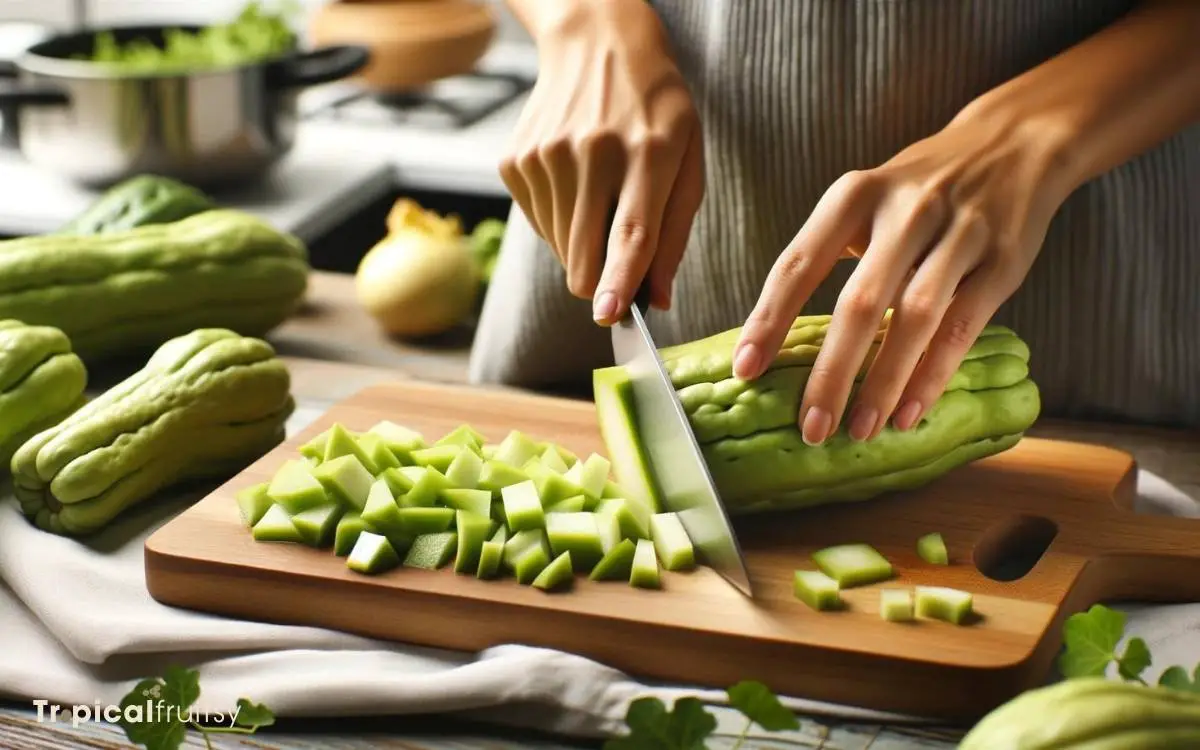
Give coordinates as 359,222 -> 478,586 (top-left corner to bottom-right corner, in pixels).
0,271 -> 1197,748
268,270 -> 476,386
0,137 -> 397,243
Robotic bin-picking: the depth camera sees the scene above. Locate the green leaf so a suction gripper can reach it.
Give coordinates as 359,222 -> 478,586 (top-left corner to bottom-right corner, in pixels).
664,698 -> 717,749
234,698 -> 275,729
116,667 -> 202,750
625,697 -> 670,738
726,680 -> 799,732
160,666 -> 202,711
1116,637 -> 1152,681
1057,605 -> 1128,678
1159,664 -> 1200,693
603,696 -> 716,750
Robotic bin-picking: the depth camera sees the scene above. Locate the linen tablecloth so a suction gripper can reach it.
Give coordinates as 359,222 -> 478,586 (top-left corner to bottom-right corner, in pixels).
1,404 -> 1197,739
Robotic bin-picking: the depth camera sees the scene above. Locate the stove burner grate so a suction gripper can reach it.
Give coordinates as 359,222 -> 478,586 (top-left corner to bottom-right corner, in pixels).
305,70 -> 533,130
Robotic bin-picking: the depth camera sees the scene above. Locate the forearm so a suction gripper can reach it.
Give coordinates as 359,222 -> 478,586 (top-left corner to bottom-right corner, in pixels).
505,0 -> 664,45
957,0 -> 1200,194
504,0 -> 575,38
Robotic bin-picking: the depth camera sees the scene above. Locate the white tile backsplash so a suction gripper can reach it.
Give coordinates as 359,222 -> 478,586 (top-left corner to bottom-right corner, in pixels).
0,0 -> 75,28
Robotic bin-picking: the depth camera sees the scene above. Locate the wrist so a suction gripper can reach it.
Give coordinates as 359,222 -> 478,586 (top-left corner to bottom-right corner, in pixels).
507,0 -> 661,42
950,88 -> 1087,202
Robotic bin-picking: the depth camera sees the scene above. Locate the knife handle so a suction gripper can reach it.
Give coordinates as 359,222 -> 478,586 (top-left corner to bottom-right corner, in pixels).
604,208 -> 654,315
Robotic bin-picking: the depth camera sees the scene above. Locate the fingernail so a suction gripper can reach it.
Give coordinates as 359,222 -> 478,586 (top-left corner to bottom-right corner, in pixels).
801,407 -> 832,446
733,343 -> 761,379
848,405 -> 878,442
593,291 -> 617,322
894,401 -> 922,431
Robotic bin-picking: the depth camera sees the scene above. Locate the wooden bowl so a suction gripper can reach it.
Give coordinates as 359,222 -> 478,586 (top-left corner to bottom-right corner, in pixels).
309,0 -> 496,93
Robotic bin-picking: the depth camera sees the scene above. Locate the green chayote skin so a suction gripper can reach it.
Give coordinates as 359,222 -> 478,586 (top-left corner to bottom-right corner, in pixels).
57,174 -> 216,235
594,313 -> 1041,513
0,208 -> 309,364
12,328 -> 294,537
961,678 -> 1200,749
0,320 -> 88,469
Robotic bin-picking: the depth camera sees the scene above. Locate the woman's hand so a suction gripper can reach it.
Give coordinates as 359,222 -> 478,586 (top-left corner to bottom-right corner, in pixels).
499,0 -> 704,323
731,109 -> 1076,446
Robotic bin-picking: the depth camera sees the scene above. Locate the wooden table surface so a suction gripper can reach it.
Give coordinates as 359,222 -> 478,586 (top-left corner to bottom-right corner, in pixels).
2,271 -> 1196,749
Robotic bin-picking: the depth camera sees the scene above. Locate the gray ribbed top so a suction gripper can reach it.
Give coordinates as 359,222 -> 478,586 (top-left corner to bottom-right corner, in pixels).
470,0 -> 1200,429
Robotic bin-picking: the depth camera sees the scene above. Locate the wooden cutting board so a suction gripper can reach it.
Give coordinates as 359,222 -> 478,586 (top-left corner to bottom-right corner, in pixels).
144,381 -> 1200,722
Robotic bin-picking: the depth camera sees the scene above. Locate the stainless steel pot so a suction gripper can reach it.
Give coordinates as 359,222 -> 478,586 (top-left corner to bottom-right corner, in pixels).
0,25 -> 370,189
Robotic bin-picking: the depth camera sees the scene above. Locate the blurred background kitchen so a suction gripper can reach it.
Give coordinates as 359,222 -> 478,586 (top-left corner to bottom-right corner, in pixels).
0,0 -> 530,302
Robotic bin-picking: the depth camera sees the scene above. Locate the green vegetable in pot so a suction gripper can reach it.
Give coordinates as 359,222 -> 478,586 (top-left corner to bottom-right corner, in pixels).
81,1 -> 300,73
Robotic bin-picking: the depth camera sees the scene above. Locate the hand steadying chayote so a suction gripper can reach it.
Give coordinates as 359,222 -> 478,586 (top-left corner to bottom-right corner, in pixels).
732,107 -> 1076,446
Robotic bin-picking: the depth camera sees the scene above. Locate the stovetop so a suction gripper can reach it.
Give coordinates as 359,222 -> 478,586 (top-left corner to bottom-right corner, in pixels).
301,69 -> 534,131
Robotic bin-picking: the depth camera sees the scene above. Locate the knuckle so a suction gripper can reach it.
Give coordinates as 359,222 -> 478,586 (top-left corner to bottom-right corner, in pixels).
537,137 -> 572,165
772,247 -> 811,282
665,108 -> 698,141
837,286 -> 884,321
515,150 -> 542,175
577,130 -> 621,159
631,133 -> 674,163
957,207 -> 991,239
939,315 -> 976,349
805,360 -> 841,391
980,259 -> 1023,297
565,271 -> 594,300
497,157 -> 520,187
898,291 -> 942,328
610,219 -> 652,255
744,304 -> 787,336
831,170 -> 875,203
907,189 -> 949,230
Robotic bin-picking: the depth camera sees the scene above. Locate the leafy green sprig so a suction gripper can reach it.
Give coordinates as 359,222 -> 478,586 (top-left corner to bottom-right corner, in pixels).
1056,603 -> 1200,692
117,665 -> 275,750
110,603 -> 1197,750
603,680 -> 801,750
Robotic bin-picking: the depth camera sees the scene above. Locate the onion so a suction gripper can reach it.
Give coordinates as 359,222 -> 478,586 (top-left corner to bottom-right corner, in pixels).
355,200 -> 480,338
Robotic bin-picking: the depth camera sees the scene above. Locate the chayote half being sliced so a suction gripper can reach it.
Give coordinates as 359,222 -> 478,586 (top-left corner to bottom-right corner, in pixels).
593,312 -> 1041,515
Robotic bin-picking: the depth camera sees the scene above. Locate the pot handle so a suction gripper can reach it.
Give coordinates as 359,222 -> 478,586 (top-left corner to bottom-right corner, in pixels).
268,45 -> 371,89
0,82 -> 69,108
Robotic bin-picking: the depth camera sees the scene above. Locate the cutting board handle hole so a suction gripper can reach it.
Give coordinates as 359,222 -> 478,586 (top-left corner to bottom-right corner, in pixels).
973,515 -> 1059,582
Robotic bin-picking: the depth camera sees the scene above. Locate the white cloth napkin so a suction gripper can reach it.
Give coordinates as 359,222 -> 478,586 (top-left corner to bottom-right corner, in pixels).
0,403 -> 1196,740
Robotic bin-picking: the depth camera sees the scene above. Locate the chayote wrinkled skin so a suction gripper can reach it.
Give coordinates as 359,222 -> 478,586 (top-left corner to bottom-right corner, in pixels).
0,208 -> 309,364
57,174 -> 216,235
594,312 -> 1041,514
960,678 -> 1200,749
0,320 -> 88,468
12,328 -> 294,536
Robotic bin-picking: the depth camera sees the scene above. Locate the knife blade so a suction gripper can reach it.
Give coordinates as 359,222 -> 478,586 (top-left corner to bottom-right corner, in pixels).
609,287 -> 754,598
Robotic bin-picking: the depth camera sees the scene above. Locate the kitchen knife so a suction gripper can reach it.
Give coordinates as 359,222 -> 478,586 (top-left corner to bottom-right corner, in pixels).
609,283 -> 754,598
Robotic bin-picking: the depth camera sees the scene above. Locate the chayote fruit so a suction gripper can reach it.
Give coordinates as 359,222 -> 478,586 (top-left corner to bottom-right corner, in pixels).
12,328 -> 294,536
0,319 -> 88,469
593,312 -> 1040,514
0,208 -> 309,364
961,677 -> 1200,749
